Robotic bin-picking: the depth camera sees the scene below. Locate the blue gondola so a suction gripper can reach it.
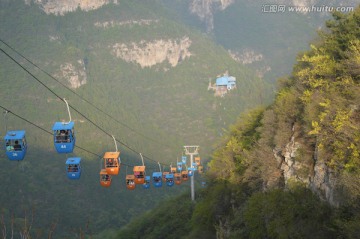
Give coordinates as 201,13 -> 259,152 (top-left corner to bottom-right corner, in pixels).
143,176 -> 151,189
177,162 -> 183,172
52,122 -> 75,153
66,157 -> 81,179
152,172 -> 162,188
165,173 -> 174,187
192,162 -> 198,170
4,130 -> 27,161
181,156 -> 187,164
188,167 -> 194,177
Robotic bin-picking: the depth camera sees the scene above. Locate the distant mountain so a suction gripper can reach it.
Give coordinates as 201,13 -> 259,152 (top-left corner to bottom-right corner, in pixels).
160,0 -> 359,83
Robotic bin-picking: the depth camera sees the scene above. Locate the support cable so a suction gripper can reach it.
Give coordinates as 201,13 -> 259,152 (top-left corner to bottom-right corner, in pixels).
0,47 -> 169,167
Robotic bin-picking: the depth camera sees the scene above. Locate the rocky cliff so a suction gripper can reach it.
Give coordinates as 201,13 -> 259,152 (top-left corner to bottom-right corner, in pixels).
189,0 -> 234,32
25,0 -> 115,15
54,60 -> 87,89
111,37 -> 192,69
273,123 -> 340,206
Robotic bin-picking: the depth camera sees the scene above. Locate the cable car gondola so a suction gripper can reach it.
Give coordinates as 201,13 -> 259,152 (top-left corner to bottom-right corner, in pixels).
174,173 -> 182,185
162,171 -> 169,182
4,130 -> 27,161
134,153 -> 146,184
143,176 -> 151,189
181,171 -> 189,181
66,157 -> 81,179
133,166 -> 146,184
103,136 -> 121,175
52,99 -> 75,154
195,157 -> 201,166
53,122 -> 75,153
152,172 -> 163,188
177,162 -> 183,172
126,175 -> 136,190
104,151 -> 121,175
188,167 -> 194,177
100,169 -> 112,187
181,155 -> 187,164
165,173 -> 174,187
170,166 -> 176,174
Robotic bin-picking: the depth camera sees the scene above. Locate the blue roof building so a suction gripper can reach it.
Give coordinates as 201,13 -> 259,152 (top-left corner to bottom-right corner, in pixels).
216,75 -> 236,90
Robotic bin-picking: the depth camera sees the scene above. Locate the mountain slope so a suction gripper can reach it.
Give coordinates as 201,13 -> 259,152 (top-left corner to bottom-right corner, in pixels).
116,6 -> 360,239
0,0 -> 269,237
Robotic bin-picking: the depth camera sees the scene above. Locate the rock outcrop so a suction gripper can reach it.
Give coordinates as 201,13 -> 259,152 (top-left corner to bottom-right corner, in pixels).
228,49 -> 264,65
25,0 -> 115,15
189,0 -> 234,32
54,60 -> 87,89
94,19 -> 159,28
111,37 -> 192,68
273,124 -> 339,206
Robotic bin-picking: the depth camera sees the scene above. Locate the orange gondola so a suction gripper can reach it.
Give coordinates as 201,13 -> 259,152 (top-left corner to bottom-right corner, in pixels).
104,151 -> 121,175
181,171 -> 189,181
195,157 -> 201,166
174,173 -> 182,185
100,169 -> 112,188
133,166 -> 146,184
126,175 -> 136,190
170,166 -> 177,174
162,171 -> 169,182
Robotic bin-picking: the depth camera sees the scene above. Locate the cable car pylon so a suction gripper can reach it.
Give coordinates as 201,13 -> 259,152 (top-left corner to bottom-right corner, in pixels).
184,145 -> 199,202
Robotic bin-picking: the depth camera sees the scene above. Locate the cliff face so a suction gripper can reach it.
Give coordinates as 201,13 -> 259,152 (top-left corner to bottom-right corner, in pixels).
25,0 -> 115,15
189,0 -> 234,32
273,124 -> 339,206
54,60 -> 87,89
111,37 -> 192,69
94,19 -> 159,28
